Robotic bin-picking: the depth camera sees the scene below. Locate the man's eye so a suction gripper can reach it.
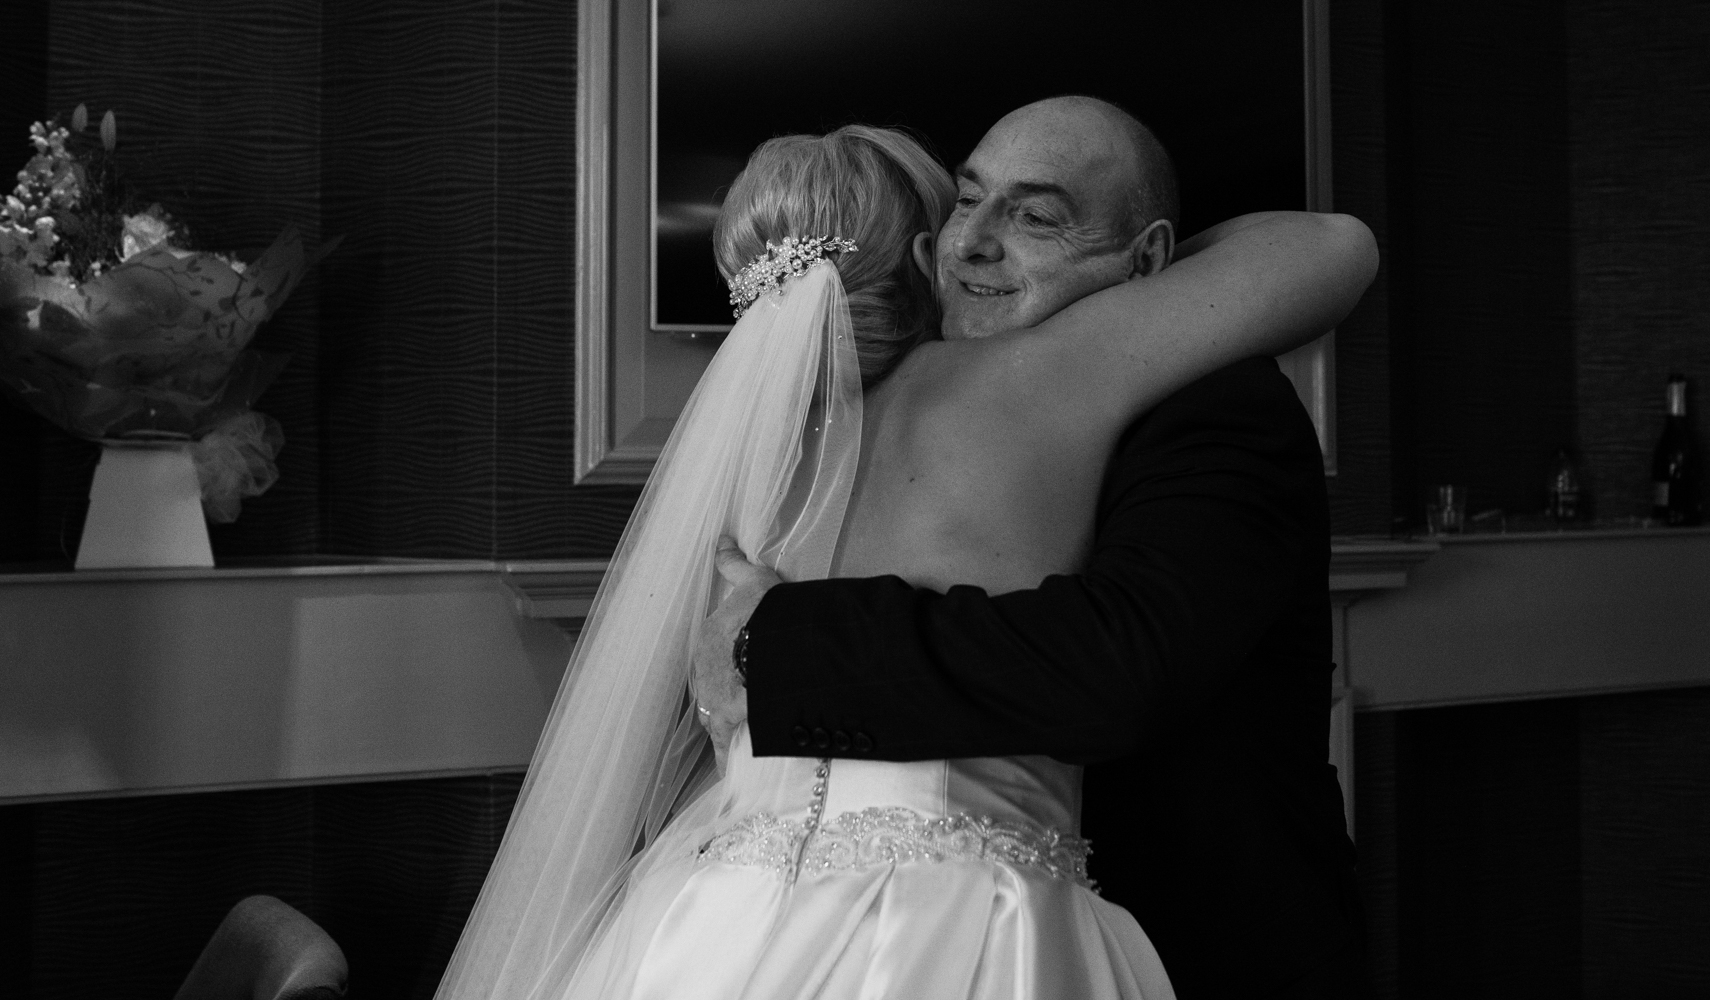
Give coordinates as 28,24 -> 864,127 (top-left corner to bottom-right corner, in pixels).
955,194 -> 979,207
1021,212 -> 1052,227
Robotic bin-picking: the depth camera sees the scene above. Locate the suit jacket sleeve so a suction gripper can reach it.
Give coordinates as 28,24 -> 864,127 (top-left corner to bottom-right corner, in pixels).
744,356 -> 1327,763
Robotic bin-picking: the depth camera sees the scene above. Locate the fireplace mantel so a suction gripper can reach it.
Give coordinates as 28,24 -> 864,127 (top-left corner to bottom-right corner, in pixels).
0,560 -> 572,804
6,528 -> 1702,810
1343,526 -> 1710,711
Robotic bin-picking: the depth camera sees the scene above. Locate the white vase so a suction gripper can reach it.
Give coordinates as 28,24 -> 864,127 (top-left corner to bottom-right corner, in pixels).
75,441 -> 214,570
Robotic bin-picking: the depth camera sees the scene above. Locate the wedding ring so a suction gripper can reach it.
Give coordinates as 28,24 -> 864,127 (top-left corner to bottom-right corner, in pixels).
696,705 -> 712,720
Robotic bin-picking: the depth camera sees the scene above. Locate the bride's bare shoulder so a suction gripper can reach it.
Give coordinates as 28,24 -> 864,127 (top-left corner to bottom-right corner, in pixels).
870,333 -> 1115,488
882,335 -> 1035,410
881,331 -> 1092,446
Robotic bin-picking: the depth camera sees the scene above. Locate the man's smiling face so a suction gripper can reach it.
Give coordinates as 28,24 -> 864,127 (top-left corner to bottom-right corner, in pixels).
935,99 -> 1148,341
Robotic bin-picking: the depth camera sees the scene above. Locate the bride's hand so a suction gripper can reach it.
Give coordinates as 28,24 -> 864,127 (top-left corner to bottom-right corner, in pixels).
693,537 -> 780,773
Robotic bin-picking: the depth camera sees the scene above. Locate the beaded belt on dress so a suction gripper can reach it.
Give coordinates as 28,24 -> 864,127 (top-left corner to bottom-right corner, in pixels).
695,806 -> 1094,889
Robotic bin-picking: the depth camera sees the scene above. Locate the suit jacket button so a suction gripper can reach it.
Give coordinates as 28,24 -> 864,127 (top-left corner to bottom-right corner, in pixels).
853,733 -> 873,753
791,726 -> 811,748
832,730 -> 851,751
812,727 -> 831,750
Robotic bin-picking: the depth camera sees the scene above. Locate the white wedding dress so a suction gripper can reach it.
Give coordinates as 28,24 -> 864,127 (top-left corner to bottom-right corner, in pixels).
564,727 -> 1176,999
436,261 -> 1174,1000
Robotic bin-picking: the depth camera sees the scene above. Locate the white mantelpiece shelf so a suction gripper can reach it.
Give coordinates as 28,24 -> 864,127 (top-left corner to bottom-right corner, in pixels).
0,560 -> 573,805
8,528 -> 1702,814
1345,525 -> 1710,713
1329,538 -> 1440,594
499,559 -> 608,628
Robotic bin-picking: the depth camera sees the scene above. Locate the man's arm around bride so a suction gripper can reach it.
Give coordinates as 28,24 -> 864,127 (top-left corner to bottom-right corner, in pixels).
696,100 -> 1377,1000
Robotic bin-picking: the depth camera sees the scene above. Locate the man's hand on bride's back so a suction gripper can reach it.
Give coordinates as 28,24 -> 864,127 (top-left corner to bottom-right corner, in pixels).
693,537 -> 780,773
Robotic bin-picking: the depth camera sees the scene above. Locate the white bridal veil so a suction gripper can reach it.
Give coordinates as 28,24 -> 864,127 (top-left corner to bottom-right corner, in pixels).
435,260 -> 863,999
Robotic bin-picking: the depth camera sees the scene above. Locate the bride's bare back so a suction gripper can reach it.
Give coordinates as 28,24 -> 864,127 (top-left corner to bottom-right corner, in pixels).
831,338 -> 1114,594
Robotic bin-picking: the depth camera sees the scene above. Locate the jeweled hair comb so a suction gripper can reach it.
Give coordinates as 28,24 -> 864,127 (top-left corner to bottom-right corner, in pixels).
726,236 -> 858,318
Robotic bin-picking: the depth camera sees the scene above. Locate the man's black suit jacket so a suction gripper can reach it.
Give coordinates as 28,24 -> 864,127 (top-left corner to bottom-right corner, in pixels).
743,356 -> 1364,998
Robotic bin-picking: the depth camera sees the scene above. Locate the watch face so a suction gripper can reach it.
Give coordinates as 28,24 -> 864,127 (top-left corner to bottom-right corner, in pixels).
734,626 -> 750,682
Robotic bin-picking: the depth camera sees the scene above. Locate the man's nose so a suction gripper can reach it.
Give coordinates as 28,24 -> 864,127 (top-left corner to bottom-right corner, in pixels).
953,203 -> 1004,263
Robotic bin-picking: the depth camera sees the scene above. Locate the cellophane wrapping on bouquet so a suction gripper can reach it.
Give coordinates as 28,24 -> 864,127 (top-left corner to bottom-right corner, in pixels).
0,107 -> 336,522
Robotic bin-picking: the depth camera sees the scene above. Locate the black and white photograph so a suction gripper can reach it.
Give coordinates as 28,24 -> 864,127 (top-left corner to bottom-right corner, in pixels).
1,1 -> 1706,998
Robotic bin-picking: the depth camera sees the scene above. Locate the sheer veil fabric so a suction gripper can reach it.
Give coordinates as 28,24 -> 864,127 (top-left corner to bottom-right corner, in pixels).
435,262 -> 863,999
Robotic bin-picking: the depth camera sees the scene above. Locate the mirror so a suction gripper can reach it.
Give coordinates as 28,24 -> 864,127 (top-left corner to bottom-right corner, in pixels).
578,0 -> 1334,482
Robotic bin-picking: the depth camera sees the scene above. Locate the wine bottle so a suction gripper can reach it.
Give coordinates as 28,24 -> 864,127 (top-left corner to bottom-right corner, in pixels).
1651,374 -> 1700,526
1546,448 -> 1580,522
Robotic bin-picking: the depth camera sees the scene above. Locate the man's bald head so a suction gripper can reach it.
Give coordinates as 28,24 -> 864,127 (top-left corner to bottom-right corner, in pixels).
1024,95 -> 1179,241
933,95 -> 1180,340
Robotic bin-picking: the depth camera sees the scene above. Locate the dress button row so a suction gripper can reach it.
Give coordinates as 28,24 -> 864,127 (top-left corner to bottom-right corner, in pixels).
806,756 -> 831,829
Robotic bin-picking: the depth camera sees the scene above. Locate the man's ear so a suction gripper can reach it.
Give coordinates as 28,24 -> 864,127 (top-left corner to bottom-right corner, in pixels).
911,231 -> 935,281
1128,219 -> 1175,278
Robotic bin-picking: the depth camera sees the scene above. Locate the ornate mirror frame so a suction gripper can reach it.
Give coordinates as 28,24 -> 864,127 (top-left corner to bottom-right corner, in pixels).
576,0 -> 1337,484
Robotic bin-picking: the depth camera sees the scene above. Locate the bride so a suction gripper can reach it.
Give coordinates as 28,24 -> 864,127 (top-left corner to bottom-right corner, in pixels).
436,119 -> 1375,999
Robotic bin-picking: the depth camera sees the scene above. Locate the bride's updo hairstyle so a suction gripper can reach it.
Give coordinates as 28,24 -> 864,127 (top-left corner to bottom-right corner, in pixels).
714,125 -> 955,386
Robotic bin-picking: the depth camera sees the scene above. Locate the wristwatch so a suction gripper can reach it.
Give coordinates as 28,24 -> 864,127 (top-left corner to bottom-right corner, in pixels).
732,625 -> 750,686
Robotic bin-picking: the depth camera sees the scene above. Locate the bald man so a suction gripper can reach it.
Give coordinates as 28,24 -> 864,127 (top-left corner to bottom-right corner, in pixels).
696,97 -> 1369,999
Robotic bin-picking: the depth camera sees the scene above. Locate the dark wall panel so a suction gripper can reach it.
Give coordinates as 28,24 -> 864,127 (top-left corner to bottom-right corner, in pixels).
1326,0 -> 1394,536
1358,687 -> 1710,1000
3,773 -> 523,1000
1568,0 -> 1710,521
319,1 -> 502,558
27,787 -> 318,999
313,778 -> 522,998
317,0 -> 634,560
1388,0 -> 1577,525
492,2 -> 599,557
0,0 -> 50,563
1393,698 -> 1582,1000
45,0 -> 325,558
1580,688 -> 1710,997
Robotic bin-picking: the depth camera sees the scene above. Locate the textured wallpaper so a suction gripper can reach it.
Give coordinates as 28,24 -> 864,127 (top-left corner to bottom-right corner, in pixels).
28,0 -> 638,562
1387,0 -> 1578,525
316,0 -> 592,558
11,773 -> 522,1000
46,0 -> 326,556
1569,0 -> 1710,521
1326,0 -> 1394,536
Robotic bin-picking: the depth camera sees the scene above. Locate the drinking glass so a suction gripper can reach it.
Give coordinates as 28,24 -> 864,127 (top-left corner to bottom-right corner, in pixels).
1426,485 -> 1465,535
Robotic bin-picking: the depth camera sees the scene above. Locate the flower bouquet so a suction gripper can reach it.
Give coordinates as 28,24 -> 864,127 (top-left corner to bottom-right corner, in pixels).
0,105 -> 335,566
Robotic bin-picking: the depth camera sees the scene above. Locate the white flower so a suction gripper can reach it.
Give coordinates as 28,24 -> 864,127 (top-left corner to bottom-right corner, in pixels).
121,207 -> 175,260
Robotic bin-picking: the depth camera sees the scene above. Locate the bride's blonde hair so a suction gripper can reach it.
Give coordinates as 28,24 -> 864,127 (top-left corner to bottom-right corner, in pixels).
714,125 -> 955,386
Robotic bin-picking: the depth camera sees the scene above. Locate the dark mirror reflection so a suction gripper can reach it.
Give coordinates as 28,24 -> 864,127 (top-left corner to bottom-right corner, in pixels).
655,0 -> 1307,330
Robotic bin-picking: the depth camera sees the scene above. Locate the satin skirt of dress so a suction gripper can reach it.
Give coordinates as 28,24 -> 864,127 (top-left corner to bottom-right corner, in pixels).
559,728 -> 1177,1000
